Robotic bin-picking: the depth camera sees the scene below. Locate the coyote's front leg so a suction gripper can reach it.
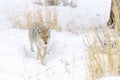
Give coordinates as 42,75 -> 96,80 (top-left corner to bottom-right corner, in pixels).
37,46 -> 47,65
43,47 -> 47,62
37,47 -> 44,64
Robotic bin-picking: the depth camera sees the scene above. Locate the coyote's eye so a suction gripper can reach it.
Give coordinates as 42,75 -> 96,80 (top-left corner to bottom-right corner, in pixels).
46,36 -> 49,38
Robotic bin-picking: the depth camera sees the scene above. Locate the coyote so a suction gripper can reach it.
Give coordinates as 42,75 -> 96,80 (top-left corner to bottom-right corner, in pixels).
28,23 -> 50,64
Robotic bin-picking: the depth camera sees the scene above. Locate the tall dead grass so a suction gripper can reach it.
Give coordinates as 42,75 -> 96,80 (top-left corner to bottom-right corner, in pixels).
45,7 -> 61,31
86,27 -> 120,80
9,2 -> 61,31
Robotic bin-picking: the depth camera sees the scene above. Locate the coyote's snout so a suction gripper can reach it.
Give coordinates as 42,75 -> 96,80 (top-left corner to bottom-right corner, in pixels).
28,23 -> 50,64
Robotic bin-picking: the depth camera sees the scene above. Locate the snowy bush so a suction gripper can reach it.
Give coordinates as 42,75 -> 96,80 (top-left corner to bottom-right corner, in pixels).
9,6 -> 61,31
34,0 -> 77,7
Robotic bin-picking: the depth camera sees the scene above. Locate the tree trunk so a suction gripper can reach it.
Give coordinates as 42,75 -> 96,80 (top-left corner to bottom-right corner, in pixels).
107,0 -> 120,31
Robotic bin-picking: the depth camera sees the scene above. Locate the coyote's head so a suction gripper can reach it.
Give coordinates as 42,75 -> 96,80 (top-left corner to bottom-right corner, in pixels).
38,26 -> 50,45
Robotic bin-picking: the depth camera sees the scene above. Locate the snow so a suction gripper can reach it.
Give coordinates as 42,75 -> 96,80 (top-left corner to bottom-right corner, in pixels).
0,29 -> 87,80
0,29 -> 25,80
0,0 -> 119,80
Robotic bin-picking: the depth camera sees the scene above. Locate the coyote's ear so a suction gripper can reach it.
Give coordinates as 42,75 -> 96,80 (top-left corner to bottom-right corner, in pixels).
37,29 -> 41,33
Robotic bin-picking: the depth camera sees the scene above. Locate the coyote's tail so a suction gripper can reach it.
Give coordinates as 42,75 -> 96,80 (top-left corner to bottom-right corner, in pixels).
33,28 -> 40,37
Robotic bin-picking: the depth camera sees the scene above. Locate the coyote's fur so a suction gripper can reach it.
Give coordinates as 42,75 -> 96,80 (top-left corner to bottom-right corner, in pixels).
28,23 -> 50,64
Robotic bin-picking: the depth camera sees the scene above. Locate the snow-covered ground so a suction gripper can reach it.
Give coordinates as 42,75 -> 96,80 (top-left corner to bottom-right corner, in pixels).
1,0 -> 119,80
0,28 -> 87,80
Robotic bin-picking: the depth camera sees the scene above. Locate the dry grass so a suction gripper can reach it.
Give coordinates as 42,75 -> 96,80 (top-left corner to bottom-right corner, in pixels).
86,27 -> 120,80
9,2 -> 61,31
9,7 -> 43,29
9,12 -> 24,29
45,7 -> 61,31
51,9 -> 61,31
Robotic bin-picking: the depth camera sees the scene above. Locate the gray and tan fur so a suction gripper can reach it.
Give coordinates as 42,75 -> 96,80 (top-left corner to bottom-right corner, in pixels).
28,23 -> 50,64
